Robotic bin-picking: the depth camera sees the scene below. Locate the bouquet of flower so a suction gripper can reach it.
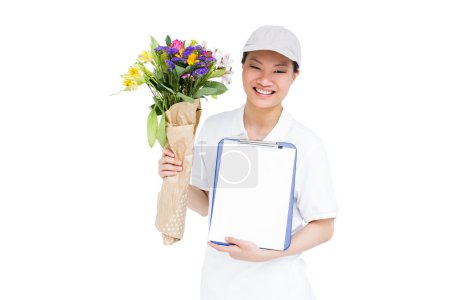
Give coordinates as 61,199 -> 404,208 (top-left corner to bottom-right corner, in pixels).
115,36 -> 232,148
114,35 -> 232,245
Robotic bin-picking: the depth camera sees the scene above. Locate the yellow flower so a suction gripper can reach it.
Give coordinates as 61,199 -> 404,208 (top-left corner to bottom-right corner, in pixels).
127,65 -> 141,79
187,53 -> 199,66
122,78 -> 138,91
175,48 -> 184,58
138,50 -> 153,63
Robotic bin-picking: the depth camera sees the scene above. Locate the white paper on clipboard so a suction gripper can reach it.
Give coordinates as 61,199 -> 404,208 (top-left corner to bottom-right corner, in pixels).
208,138 -> 297,251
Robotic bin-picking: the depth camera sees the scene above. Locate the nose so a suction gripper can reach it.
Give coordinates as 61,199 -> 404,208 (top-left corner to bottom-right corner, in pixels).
255,71 -> 274,86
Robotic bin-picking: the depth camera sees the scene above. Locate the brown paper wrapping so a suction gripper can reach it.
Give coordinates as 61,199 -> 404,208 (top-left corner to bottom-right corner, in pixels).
155,99 -> 202,245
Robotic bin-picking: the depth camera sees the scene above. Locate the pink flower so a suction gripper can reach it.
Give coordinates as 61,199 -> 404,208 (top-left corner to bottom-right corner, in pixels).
181,73 -> 195,81
171,39 -> 184,51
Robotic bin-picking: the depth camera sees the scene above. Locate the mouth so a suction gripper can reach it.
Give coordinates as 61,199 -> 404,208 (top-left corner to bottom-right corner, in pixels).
253,87 -> 275,96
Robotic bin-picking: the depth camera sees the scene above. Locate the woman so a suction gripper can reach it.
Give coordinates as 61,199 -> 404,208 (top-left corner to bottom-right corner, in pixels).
158,25 -> 338,300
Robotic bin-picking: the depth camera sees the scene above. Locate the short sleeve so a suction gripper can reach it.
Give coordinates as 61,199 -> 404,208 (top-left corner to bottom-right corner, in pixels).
190,121 -> 209,191
296,141 -> 338,223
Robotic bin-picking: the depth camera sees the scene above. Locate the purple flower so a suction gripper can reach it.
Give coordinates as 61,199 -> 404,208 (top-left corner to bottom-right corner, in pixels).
194,61 -> 206,67
182,46 -> 195,58
165,59 -> 175,71
171,57 -> 186,64
197,54 -> 206,61
155,46 -> 166,52
194,45 -> 203,51
166,47 -> 179,55
193,67 -> 208,77
155,46 -> 179,56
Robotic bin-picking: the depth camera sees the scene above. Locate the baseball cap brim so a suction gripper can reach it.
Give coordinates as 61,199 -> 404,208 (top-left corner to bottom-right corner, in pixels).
242,44 -> 299,64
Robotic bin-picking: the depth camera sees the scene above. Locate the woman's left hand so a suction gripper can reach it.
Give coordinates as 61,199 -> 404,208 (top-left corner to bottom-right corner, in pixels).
208,237 -> 284,262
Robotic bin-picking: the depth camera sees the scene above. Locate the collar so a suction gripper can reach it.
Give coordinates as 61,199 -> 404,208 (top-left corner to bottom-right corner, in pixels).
230,103 -> 293,142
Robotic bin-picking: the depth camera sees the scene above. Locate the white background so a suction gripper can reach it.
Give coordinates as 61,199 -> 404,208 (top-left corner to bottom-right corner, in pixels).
1,0 -> 449,299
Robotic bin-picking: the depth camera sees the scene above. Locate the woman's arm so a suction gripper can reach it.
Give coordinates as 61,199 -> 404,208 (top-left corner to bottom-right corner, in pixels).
158,147 -> 209,217
208,218 -> 335,262
281,218 -> 334,257
187,185 -> 209,217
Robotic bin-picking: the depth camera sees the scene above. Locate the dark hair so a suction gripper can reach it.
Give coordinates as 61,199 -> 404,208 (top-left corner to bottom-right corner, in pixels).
241,52 -> 299,73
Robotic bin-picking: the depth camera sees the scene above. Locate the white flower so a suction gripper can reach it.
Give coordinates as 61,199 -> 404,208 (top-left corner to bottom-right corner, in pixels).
213,49 -> 234,69
221,73 -> 233,85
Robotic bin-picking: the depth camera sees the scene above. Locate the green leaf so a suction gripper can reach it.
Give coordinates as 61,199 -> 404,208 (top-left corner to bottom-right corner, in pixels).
176,92 -> 196,103
156,114 -> 166,148
159,82 -> 176,94
135,76 -> 145,85
152,96 -> 164,110
165,35 -> 172,46
147,107 -> 158,147
150,103 -> 162,115
193,81 -> 228,98
210,68 -> 226,79
203,81 -> 228,95
156,99 -> 164,113
193,87 -> 217,98
137,62 -> 154,80
155,71 -> 164,81
174,65 -> 186,76
150,36 -> 159,52
175,65 -> 195,76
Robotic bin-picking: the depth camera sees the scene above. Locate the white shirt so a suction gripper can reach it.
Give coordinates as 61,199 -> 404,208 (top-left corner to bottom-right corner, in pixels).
190,104 -> 338,300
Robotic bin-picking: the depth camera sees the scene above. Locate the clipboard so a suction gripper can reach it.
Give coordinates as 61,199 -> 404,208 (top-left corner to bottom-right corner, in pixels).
208,138 -> 297,251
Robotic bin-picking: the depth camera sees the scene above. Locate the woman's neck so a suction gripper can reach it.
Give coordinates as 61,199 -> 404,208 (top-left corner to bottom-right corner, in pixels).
243,102 -> 283,140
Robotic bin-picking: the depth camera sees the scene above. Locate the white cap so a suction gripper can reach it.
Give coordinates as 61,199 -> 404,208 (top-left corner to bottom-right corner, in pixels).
243,25 -> 301,66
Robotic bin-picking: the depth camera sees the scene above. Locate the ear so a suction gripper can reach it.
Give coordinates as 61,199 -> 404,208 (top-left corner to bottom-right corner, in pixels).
292,69 -> 300,81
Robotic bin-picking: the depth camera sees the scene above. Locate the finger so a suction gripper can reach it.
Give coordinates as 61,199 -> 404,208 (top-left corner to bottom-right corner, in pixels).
158,160 -> 183,178
159,161 -> 182,173
159,170 -> 180,178
207,241 -> 228,252
208,241 -> 237,253
224,236 -> 245,246
159,161 -> 183,171
225,237 -> 257,250
161,156 -> 182,166
162,148 -> 175,157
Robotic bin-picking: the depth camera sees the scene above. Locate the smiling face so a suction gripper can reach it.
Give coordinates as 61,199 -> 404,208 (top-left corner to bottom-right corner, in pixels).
242,50 -> 299,110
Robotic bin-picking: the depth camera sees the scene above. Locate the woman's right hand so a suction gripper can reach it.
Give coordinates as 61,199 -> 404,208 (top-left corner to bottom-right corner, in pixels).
158,148 -> 183,178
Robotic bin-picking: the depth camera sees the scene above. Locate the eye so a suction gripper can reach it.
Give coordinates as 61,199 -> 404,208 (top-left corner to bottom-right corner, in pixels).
250,65 -> 260,70
274,70 -> 286,74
